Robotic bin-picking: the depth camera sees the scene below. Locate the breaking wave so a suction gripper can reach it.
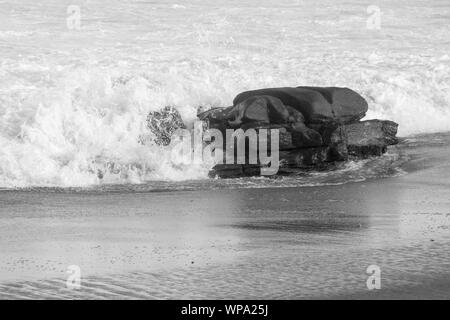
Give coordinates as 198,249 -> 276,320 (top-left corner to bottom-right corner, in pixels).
0,61 -> 443,188
1,0 -> 449,188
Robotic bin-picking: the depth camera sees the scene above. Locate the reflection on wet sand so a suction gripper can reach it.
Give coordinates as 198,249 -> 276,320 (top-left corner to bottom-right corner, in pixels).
1,164 -> 449,299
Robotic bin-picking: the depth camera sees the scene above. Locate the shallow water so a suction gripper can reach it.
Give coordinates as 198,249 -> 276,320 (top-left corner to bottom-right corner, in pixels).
1,160 -> 450,299
0,131 -> 446,192
0,132 -> 450,299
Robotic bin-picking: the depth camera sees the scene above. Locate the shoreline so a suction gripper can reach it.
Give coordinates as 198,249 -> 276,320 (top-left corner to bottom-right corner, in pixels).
1,157 -> 450,298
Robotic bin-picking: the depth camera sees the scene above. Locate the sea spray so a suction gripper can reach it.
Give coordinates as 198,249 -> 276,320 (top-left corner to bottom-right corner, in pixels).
1,0 -> 450,187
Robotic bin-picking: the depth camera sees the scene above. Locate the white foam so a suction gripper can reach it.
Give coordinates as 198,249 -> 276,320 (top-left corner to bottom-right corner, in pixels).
0,0 -> 449,187
0,66 -> 212,187
362,54 -> 450,136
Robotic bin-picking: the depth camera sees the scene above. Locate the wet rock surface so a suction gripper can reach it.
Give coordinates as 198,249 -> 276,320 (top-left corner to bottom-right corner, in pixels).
147,87 -> 399,177
205,87 -> 397,177
233,86 -> 368,124
345,120 -> 399,158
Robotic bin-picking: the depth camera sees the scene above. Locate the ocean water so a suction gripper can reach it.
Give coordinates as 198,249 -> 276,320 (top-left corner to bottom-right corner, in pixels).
1,1 -> 450,299
1,0 -> 450,188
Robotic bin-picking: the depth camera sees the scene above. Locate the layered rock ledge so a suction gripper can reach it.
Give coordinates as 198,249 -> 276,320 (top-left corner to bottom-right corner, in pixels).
148,86 -> 399,178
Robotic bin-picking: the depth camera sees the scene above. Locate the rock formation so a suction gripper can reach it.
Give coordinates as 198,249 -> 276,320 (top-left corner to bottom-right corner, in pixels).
345,120 -> 399,157
146,87 -> 399,177
233,86 -> 368,124
201,87 -> 398,177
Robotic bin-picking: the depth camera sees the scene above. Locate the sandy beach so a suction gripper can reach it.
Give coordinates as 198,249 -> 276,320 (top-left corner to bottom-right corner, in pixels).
1,0 -> 450,300
1,139 -> 449,299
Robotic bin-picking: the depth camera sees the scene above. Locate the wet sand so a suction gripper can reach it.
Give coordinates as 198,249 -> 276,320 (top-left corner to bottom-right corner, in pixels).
0,157 -> 449,299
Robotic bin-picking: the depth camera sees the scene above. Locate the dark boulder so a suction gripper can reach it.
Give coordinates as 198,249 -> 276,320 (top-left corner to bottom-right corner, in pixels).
198,95 -> 323,149
289,123 -> 323,148
198,95 -> 305,129
345,120 -> 399,157
194,87 -> 399,178
309,123 -> 349,161
226,95 -> 305,127
233,87 -> 368,124
197,106 -> 232,133
298,86 -> 368,123
146,106 -> 185,146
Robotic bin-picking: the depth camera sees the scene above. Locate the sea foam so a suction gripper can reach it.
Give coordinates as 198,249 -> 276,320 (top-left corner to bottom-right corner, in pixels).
1,0 -> 449,187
